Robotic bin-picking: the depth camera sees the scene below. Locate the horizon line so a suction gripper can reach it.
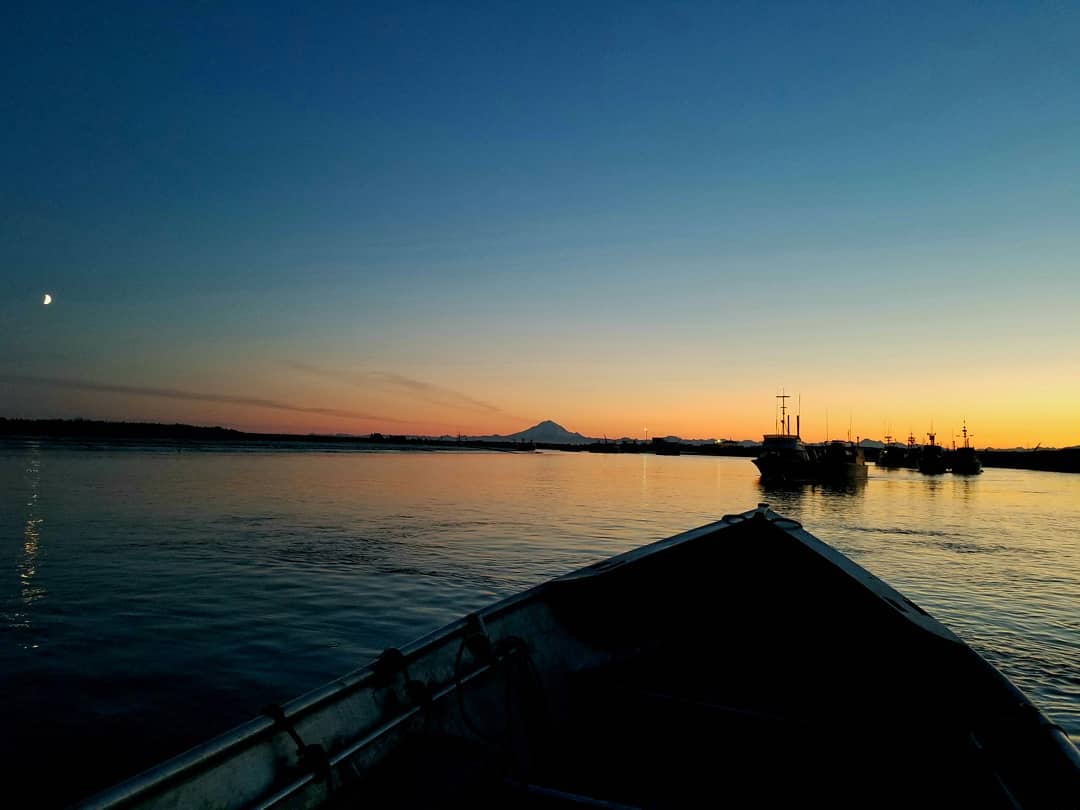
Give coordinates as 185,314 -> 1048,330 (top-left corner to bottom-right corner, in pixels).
0,415 -> 1068,451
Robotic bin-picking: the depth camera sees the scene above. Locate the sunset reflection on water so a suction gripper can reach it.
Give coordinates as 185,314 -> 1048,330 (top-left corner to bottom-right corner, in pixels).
0,444 -> 1077,805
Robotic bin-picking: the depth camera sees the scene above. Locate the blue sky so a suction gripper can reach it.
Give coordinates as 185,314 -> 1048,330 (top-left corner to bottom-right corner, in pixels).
3,2 -> 1079,443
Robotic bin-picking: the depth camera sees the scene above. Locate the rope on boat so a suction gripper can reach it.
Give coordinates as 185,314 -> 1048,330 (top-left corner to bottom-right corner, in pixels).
454,618 -> 502,745
367,617 -> 550,785
371,647 -> 408,685
260,703 -> 333,790
372,646 -> 435,716
453,614 -> 550,775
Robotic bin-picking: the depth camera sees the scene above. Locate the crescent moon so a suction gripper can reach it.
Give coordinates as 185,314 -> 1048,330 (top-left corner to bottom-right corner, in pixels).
43,294 -> 52,305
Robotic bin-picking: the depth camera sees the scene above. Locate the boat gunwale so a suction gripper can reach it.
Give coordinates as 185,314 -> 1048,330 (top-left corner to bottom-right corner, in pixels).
78,510 -> 750,809
77,504 -> 1080,809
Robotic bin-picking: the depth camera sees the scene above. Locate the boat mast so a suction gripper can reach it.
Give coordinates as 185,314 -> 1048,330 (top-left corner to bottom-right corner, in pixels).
777,392 -> 791,436
960,421 -> 973,449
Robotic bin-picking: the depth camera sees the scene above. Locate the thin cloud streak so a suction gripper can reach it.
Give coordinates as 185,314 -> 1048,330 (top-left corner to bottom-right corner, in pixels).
0,373 -> 411,424
369,371 -> 504,415
290,362 -> 517,418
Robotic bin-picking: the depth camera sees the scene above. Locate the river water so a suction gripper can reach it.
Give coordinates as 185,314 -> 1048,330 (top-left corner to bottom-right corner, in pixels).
2,442 -> 1077,805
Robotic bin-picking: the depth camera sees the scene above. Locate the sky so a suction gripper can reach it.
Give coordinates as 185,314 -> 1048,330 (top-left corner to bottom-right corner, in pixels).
3,1 -> 1079,447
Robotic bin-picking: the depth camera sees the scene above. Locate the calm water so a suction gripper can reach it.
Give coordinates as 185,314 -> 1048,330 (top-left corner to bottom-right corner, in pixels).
3,442 -> 1078,805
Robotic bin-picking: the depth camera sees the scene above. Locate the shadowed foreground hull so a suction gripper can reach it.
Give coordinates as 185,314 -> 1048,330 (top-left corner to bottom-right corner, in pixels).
80,506 -> 1079,809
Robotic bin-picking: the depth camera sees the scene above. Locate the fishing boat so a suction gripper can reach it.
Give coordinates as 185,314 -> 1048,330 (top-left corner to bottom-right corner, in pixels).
951,422 -> 983,475
753,395 -> 866,483
752,393 -> 816,483
918,430 -> 948,475
818,439 -> 868,480
903,431 -> 921,468
752,432 -> 816,482
877,434 -> 908,468
79,505 -> 1079,809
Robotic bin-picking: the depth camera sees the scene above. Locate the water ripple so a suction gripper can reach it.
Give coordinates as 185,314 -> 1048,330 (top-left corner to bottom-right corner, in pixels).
1,447 -> 1077,804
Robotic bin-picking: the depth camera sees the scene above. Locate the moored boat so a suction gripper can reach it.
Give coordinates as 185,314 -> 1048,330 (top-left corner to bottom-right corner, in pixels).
819,439 -> 868,480
903,431 -> 921,468
951,422 -> 983,475
78,506 -> 1080,809
876,434 -> 908,468
752,393 -> 816,483
752,433 -> 816,482
918,431 -> 948,474
752,395 -> 866,483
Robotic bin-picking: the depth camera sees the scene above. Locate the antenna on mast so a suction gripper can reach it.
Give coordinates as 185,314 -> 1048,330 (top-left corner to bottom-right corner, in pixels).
959,419 -> 974,449
776,390 -> 791,435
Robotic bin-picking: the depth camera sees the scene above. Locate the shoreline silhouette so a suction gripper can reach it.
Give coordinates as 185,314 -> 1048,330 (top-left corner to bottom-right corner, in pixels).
2,417 -> 1077,472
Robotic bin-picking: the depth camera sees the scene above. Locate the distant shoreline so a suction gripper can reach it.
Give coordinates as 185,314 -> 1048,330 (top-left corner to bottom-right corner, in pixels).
0,418 -> 531,453
0,417 -> 758,456
2,418 -> 1077,472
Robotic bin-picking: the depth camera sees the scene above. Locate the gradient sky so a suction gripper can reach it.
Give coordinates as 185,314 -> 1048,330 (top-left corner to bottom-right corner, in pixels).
3,2 -> 1079,447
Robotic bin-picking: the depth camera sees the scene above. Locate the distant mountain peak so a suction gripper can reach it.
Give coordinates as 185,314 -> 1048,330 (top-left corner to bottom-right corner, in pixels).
506,420 -> 589,443
468,419 -> 590,444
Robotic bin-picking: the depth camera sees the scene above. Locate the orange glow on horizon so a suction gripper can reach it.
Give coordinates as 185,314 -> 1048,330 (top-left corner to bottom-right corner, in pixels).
18,395 -> 1075,449
5,362 -> 1078,449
